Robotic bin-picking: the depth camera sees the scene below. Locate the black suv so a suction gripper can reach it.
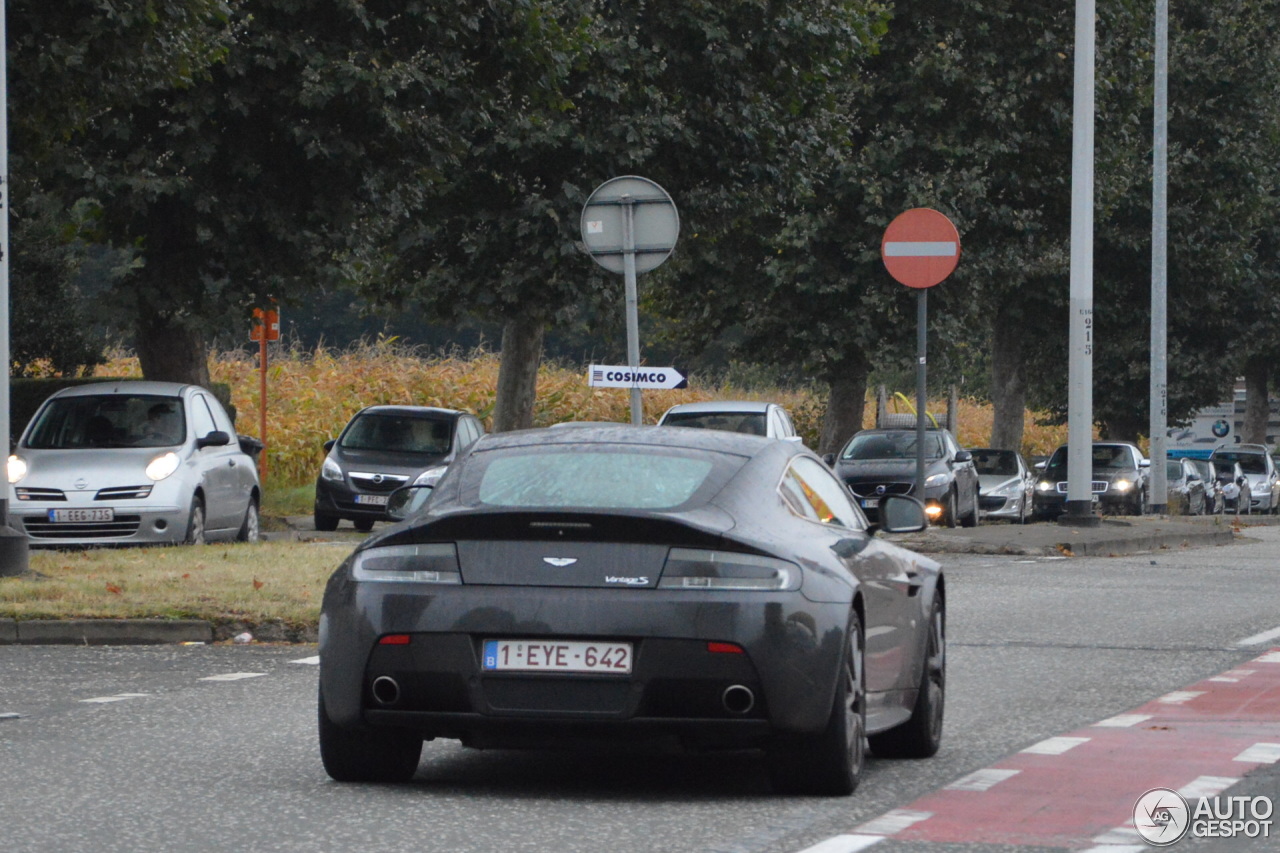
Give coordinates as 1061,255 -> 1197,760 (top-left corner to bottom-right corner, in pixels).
313,406 -> 485,531
830,427 -> 980,527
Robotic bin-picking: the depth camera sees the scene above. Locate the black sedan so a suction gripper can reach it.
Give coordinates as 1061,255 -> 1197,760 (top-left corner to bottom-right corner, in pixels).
318,426 -> 945,795
1033,441 -> 1150,518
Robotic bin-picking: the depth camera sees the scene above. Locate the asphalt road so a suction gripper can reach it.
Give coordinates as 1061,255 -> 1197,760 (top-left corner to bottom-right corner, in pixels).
2,526 -> 1279,853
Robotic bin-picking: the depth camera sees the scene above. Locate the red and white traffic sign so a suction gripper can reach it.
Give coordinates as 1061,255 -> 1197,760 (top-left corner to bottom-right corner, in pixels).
881,208 -> 961,289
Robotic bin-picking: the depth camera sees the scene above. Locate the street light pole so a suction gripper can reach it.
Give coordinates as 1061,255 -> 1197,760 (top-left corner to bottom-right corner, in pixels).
1149,0 -> 1170,514
0,0 -> 32,574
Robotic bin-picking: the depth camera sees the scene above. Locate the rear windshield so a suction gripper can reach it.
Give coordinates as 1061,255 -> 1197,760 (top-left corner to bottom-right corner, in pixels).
339,413 -> 453,455
24,395 -> 186,449
469,449 -> 723,510
662,411 -> 767,437
973,450 -> 1018,476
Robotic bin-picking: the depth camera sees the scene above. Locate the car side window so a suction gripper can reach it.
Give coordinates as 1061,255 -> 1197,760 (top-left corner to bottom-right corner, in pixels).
778,469 -> 820,522
191,395 -> 218,439
784,457 -> 865,530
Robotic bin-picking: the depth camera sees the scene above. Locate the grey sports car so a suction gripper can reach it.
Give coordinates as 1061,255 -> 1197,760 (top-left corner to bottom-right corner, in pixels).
318,426 -> 945,795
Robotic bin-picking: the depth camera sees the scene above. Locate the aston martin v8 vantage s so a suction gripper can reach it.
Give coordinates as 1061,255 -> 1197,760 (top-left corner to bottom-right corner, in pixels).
318,426 -> 945,795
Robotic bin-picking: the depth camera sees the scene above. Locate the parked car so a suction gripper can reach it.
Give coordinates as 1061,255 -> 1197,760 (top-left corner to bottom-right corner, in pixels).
657,401 -> 801,442
971,448 -> 1035,523
1209,445 -> 1279,515
1189,458 -> 1226,515
1165,457 -> 1206,516
1033,442 -> 1150,518
6,381 -> 260,546
318,426 -> 943,795
830,428 -> 980,528
314,406 -> 485,532
1215,460 -> 1254,514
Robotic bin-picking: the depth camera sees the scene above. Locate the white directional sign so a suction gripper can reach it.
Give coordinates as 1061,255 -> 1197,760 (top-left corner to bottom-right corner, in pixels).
588,364 -> 687,390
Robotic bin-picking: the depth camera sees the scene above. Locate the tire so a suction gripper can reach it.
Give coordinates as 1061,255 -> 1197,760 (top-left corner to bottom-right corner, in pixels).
870,595 -> 945,759
185,496 -> 206,545
1130,488 -> 1146,517
767,612 -> 865,796
960,487 -> 980,528
1017,495 -> 1030,525
353,518 -> 375,533
314,512 -> 339,532
318,688 -> 421,783
940,490 -> 959,529
236,498 -> 260,543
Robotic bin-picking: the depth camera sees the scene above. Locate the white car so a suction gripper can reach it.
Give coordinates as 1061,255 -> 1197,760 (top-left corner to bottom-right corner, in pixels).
6,381 -> 261,546
657,401 -> 802,442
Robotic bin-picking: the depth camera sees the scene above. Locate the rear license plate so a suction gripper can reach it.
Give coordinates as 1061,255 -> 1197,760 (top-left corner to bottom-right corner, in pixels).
48,508 -> 114,523
482,640 -> 633,674
861,498 -> 879,509
355,494 -> 389,506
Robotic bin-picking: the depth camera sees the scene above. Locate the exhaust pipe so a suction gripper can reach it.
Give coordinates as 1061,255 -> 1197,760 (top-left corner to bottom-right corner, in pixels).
722,684 -> 755,715
371,675 -> 401,706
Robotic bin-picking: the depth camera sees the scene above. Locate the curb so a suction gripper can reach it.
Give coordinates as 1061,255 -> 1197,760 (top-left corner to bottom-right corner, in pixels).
0,618 -> 213,646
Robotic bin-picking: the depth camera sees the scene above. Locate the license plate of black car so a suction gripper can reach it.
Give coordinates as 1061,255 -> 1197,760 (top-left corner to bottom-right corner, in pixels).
482,640 -> 633,674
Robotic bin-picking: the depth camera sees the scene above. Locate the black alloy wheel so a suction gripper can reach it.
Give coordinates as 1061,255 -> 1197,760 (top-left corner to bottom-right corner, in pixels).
870,595 -> 945,758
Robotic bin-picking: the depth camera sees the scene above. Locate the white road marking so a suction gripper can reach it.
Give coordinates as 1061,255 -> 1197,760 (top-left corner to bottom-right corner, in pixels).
1156,690 -> 1204,704
945,768 -> 1021,791
1234,743 -> 1280,764
794,835 -> 883,853
1236,625 -> 1280,646
884,241 -> 958,257
1254,651 -> 1280,663
1179,776 -> 1239,799
1091,826 -> 1145,846
1,712 -> 23,720
1209,669 -> 1255,682
290,656 -> 320,665
81,693 -> 150,704
855,809 -> 933,836
199,672 -> 266,682
1081,843 -> 1145,852
1021,736 -> 1090,755
1093,714 -> 1152,728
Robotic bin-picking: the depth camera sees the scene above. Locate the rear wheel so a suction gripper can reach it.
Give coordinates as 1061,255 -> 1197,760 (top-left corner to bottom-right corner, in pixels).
870,595 -> 945,758
313,512 -> 339,532
236,498 -> 260,543
318,688 -> 422,783
185,497 -> 206,545
767,612 -> 865,796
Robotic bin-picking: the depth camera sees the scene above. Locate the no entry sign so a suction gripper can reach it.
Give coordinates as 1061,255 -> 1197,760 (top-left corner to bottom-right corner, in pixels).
881,208 -> 961,289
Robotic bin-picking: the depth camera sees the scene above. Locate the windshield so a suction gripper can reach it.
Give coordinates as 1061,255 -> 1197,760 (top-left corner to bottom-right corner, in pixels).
1043,445 -> 1137,476
1166,461 -> 1184,480
662,410 -> 767,436
473,450 -> 718,509
1191,459 -> 1214,481
973,450 -> 1018,476
1212,450 -> 1267,475
339,413 -> 453,454
24,394 -> 186,449
841,432 -> 944,461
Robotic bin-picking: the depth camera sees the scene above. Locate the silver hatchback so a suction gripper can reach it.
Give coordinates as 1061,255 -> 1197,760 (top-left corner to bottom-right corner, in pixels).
6,381 -> 261,547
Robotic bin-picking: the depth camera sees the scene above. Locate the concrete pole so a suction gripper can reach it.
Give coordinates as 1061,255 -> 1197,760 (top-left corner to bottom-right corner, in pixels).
1148,0 -> 1169,514
1063,0 -> 1101,527
0,0 -> 32,573
915,289 -> 927,503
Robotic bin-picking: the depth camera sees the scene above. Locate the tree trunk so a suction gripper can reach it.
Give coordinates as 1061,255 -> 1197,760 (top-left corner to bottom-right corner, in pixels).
492,314 -> 545,432
818,355 -> 869,455
134,311 -> 211,387
989,304 -> 1026,451
1242,357 -> 1269,445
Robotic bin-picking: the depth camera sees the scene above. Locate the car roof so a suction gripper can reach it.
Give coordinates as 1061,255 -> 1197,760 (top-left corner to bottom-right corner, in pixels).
353,405 -> 465,420
50,380 -> 196,398
854,427 -> 953,436
473,424 -> 784,456
661,401 -> 775,415
1213,444 -> 1269,454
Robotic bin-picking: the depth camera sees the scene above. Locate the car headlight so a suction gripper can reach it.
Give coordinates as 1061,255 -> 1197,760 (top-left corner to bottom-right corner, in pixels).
413,465 -> 448,487
658,548 -> 800,591
7,455 -> 27,484
352,543 -> 461,584
923,473 -> 949,488
1254,479 -> 1272,495
321,457 -> 344,483
145,452 -> 180,482
1110,478 -> 1134,493
1036,480 -> 1055,493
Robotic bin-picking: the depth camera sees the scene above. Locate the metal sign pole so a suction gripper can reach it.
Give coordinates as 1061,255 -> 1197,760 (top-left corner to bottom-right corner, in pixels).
621,196 -> 643,426
916,289 -> 928,499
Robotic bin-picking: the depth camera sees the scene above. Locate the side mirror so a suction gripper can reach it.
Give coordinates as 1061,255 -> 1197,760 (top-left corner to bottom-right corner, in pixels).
1035,460 -> 1047,470
1139,458 -> 1151,468
196,430 -> 231,449
822,453 -> 836,467
876,495 -> 927,534
323,439 -> 336,452
386,484 -> 434,521
954,450 -> 973,463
